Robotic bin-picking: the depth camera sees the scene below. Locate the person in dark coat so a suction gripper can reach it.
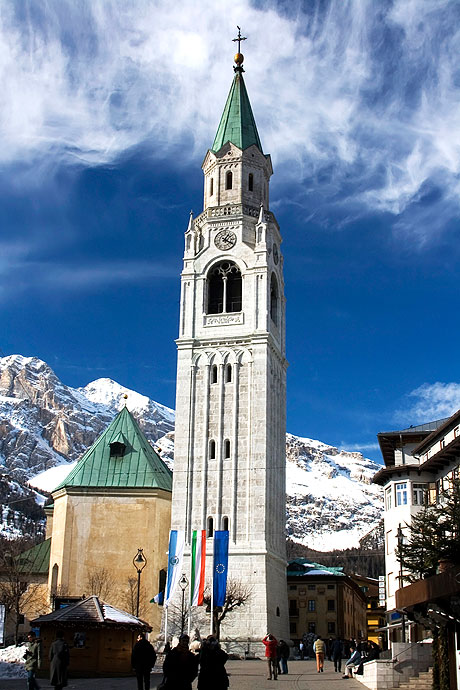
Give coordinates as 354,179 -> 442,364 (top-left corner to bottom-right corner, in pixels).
197,635 -> 229,689
331,637 -> 343,673
162,634 -> 198,690
278,639 -> 289,675
131,632 -> 157,690
49,630 -> 70,690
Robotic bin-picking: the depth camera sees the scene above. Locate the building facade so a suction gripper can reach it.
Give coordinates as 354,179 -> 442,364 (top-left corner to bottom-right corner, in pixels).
287,560 -> 367,644
170,51 -> 289,645
374,410 -> 460,688
47,406 -> 172,635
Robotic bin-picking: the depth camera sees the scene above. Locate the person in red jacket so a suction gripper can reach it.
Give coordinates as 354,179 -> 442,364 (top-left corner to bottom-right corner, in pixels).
262,634 -> 278,680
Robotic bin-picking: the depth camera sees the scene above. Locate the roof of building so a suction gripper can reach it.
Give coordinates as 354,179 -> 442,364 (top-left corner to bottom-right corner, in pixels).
377,417 -> 448,467
31,595 -> 151,630
212,70 -> 263,153
287,558 -> 344,577
16,538 -> 51,574
412,409 -> 460,455
53,406 -> 172,492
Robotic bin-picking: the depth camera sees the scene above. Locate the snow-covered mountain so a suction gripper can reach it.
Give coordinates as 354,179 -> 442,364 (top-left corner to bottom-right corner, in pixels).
0,355 -> 383,549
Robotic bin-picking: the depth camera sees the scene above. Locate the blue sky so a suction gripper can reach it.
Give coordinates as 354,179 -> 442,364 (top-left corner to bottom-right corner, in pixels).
2,0 -> 460,462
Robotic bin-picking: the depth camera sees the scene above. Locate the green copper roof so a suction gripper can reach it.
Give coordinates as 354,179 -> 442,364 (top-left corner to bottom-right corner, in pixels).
17,538 -> 51,574
54,407 -> 172,492
212,71 -> 263,153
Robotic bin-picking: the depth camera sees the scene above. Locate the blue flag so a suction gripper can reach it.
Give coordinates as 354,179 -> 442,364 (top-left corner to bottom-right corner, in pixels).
213,530 -> 229,607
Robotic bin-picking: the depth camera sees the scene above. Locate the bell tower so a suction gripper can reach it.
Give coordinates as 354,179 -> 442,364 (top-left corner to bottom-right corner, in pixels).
171,37 -> 289,645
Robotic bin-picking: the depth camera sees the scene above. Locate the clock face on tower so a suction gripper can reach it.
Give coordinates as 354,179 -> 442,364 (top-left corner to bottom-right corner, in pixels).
214,229 -> 237,250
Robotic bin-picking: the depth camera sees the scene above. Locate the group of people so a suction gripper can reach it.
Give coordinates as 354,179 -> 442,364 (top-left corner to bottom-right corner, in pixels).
131,631 -> 229,690
24,625 -> 381,688
299,634 -> 381,679
24,629 -> 69,690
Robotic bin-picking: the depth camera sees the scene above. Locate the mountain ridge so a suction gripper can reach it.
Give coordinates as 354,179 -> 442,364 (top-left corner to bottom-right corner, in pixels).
0,355 -> 383,549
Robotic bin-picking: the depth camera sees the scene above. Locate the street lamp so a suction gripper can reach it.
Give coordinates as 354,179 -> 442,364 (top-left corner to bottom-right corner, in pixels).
179,574 -> 188,634
132,548 -> 147,618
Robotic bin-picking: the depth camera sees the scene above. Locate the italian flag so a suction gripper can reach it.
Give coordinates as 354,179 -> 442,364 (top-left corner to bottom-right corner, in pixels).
190,529 -> 206,606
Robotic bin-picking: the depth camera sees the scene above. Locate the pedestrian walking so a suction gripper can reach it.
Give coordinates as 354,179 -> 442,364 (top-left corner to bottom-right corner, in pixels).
278,640 -> 289,675
162,633 -> 198,690
49,630 -> 70,690
299,640 -> 305,660
313,636 -> 325,673
131,632 -> 157,690
262,633 -> 278,680
331,637 -> 343,673
197,635 -> 229,689
24,631 -> 41,690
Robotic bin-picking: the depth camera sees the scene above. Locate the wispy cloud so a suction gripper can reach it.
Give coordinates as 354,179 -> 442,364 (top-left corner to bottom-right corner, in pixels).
1,1 -> 460,238
340,442 -> 380,453
0,254 -> 176,300
399,382 -> 460,423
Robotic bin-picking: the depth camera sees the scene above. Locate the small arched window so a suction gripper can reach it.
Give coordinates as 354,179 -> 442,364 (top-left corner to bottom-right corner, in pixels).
209,440 -> 216,459
224,439 -> 230,459
207,261 -> 242,314
225,364 -> 232,383
248,173 -> 254,192
222,516 -> 229,531
210,177 -> 214,196
211,364 -> 218,384
270,274 -> 279,326
226,171 -> 233,190
207,516 -> 214,538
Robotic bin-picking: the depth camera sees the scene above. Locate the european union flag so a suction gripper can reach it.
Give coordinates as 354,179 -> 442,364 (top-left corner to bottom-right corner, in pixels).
213,530 -> 229,607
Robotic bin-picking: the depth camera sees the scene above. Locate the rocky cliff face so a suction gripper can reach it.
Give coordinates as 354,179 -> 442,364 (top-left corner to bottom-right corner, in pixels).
0,355 -> 174,481
0,355 -> 383,548
285,434 -> 383,550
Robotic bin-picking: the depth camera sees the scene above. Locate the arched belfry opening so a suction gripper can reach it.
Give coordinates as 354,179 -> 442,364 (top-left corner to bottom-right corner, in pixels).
207,261 -> 242,314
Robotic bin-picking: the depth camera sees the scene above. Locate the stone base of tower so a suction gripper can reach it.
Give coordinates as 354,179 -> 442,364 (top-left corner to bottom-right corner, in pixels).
165,547 -> 289,658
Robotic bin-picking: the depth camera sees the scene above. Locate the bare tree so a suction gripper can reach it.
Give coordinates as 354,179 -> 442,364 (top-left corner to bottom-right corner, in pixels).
119,577 -> 146,618
202,579 -> 252,640
0,538 -> 48,643
85,567 -> 116,600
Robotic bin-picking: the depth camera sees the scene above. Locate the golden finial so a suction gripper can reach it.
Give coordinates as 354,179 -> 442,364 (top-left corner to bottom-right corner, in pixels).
123,394 -> 128,407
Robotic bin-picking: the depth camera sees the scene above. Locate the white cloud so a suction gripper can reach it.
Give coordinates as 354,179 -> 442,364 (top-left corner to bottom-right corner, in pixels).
1,0 -> 460,235
403,382 -> 460,422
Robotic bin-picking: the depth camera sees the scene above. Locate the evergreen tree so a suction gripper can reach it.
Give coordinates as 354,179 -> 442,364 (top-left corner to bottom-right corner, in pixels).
396,479 -> 460,582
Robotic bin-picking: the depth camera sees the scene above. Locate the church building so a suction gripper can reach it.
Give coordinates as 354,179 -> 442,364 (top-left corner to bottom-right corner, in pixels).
171,43 -> 289,645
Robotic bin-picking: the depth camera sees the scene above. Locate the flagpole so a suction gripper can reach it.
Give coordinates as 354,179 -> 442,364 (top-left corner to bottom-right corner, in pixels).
188,539 -> 193,637
210,533 -> 214,636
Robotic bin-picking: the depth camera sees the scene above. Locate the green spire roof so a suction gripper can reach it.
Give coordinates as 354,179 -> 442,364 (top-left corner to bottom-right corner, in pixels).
212,71 -> 263,153
54,407 -> 172,492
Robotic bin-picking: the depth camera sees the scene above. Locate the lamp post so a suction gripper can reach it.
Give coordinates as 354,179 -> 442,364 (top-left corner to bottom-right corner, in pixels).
133,548 -> 147,618
179,574 -> 188,634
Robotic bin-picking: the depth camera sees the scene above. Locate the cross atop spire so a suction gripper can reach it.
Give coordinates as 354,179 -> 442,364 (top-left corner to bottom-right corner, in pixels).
232,26 -> 247,72
232,26 -> 247,53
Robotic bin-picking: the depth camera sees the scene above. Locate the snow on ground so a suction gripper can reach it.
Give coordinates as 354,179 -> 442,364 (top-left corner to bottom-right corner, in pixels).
0,644 -> 27,678
28,462 -> 77,493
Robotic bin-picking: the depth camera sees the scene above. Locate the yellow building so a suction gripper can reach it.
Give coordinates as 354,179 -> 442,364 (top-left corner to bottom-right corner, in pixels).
45,406 -> 172,636
287,560 -> 367,644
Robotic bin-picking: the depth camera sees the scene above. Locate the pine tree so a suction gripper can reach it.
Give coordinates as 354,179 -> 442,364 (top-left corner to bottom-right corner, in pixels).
396,479 -> 460,582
